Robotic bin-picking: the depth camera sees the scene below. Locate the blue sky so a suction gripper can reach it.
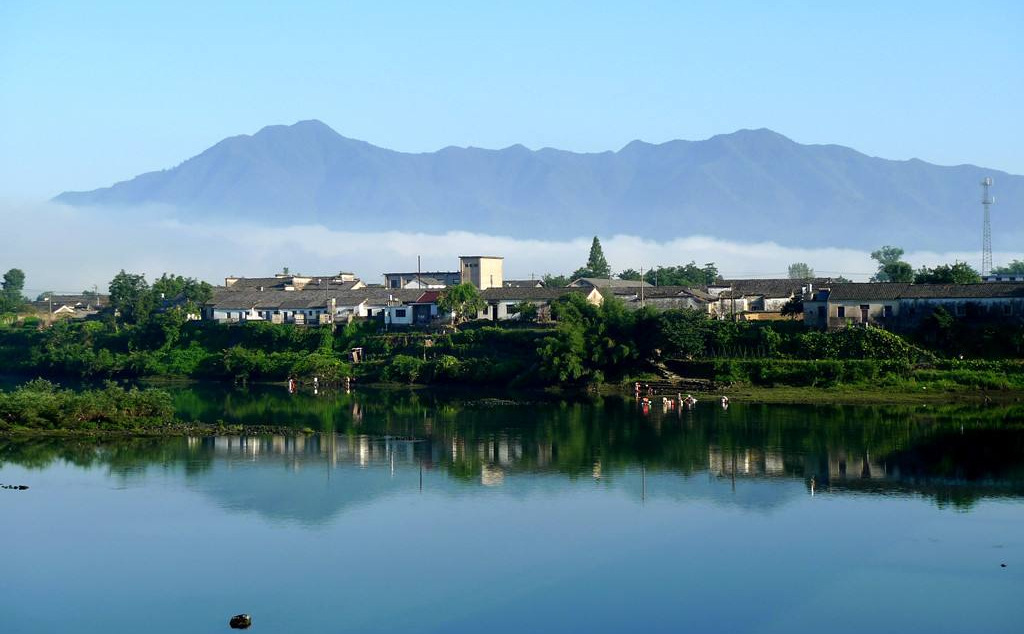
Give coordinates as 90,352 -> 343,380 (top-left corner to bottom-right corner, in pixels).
1,0 -> 1022,200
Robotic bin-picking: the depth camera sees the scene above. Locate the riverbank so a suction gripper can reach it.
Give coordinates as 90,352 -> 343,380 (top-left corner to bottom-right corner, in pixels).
714,384 -> 1023,405
0,422 -> 313,439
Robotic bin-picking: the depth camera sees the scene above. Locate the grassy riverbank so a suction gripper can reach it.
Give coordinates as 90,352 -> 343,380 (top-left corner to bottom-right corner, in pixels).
0,379 -> 312,437
715,384 -> 1024,405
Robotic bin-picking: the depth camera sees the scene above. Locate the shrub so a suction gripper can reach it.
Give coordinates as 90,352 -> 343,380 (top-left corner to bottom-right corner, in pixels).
290,352 -> 351,383
383,354 -> 425,383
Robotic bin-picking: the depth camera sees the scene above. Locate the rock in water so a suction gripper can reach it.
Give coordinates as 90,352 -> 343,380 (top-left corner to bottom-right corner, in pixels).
229,614 -> 252,629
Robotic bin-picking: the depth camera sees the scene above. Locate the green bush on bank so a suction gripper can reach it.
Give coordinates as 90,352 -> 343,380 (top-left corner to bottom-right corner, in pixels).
0,379 -> 175,430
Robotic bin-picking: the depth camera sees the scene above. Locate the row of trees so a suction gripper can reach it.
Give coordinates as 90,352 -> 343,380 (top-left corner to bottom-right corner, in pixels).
1,267 -> 213,326
545,238 -> 1012,288
539,237 -> 722,287
870,246 -> 984,284
107,271 -> 213,326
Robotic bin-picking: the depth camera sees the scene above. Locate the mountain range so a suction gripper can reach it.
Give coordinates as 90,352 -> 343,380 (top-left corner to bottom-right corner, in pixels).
54,120 -> 1023,250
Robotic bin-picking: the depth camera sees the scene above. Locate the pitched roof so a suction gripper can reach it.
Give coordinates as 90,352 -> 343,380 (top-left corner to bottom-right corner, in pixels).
901,282 -> 1024,299
569,277 -> 652,288
714,278 -> 832,298
817,283 -> 909,301
406,276 -> 445,286
226,275 -> 362,291
611,285 -> 711,301
207,287 -> 423,310
480,287 -> 593,301
503,279 -> 545,288
811,282 -> 1024,302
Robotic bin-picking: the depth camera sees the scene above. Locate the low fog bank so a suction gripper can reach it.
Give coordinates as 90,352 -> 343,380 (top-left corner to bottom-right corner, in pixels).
2,202 -> 1018,295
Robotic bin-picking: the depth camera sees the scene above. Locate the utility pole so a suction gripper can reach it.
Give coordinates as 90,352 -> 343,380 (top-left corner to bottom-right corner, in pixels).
640,267 -> 645,308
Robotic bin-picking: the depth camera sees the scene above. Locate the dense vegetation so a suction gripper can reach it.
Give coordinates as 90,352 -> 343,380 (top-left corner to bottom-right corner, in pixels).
3,287 -> 1024,394
0,379 -> 175,431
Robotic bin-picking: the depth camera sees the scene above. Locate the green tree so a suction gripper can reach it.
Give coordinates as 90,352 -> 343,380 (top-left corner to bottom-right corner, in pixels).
151,273 -> 213,304
537,323 -> 588,383
914,262 -> 981,284
150,273 -> 213,317
643,262 -> 718,286
991,260 -> 1024,275
109,270 -> 155,325
541,273 -> 570,287
788,262 -> 814,279
780,296 -> 804,318
870,246 -> 914,282
658,309 -> 708,358
3,268 -> 26,295
570,236 -> 611,279
511,300 -> 539,322
1,268 -> 27,313
585,236 -> 611,277
437,283 -> 486,327
618,268 -> 642,281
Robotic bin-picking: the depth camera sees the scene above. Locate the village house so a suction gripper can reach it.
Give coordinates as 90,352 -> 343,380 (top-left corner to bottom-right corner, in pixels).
31,293 -> 109,320
383,291 -> 441,326
475,286 -> 604,321
609,286 -> 711,311
459,255 -> 504,290
204,287 -> 427,324
205,255 -> 610,327
802,282 -> 1024,330
383,271 -> 461,289
225,272 -> 364,292
568,277 -> 652,289
706,278 -> 832,320
503,279 -> 545,288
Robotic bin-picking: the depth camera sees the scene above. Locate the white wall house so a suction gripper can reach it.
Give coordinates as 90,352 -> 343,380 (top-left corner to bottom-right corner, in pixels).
802,282 -> 1024,330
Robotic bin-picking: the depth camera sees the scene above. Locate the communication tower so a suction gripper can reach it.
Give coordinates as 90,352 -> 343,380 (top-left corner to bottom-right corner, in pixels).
981,177 -> 995,276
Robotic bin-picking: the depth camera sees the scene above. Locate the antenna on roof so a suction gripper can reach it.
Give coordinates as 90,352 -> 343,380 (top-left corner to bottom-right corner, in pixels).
981,177 -> 995,276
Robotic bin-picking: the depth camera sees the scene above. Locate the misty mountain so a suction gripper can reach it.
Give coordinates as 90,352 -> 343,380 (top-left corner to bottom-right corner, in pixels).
54,120 -> 1023,250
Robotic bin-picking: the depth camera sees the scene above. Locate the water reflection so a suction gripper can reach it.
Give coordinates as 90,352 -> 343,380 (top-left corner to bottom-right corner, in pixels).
3,388 -> 1024,521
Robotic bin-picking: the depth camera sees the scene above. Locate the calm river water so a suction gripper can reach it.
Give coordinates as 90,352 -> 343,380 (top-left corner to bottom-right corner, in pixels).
2,384 -> 1023,633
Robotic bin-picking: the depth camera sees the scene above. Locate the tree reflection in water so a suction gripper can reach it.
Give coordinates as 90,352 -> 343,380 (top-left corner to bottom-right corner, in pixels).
3,385 -> 1024,513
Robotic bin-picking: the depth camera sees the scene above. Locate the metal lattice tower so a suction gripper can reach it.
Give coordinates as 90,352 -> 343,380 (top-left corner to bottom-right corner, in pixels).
981,177 -> 995,276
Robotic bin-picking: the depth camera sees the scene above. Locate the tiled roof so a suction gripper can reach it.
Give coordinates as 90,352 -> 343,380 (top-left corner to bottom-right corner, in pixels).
901,282 -> 1024,299
570,277 -> 652,288
480,287 -> 592,301
207,288 -> 422,310
820,283 -> 909,301
503,279 -> 545,288
812,282 -> 1024,301
611,286 -> 711,301
226,276 -> 361,291
715,278 -> 832,298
